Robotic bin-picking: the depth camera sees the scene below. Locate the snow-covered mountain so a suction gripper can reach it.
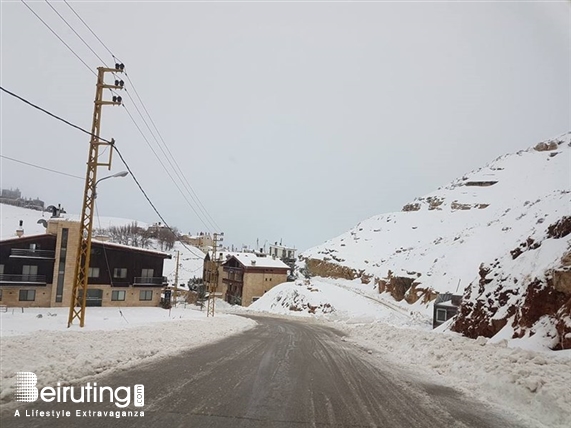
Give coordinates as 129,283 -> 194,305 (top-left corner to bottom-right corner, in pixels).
301,133 -> 571,349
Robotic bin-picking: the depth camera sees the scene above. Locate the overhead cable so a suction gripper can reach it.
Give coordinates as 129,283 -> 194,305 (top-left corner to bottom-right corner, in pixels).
1,85 -> 206,260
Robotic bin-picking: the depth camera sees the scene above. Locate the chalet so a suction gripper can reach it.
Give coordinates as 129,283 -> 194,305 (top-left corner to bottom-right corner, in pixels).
222,253 -> 289,306
0,218 -> 171,308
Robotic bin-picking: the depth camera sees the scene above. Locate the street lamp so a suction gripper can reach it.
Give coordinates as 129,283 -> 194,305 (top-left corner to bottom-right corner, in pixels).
94,171 -> 129,198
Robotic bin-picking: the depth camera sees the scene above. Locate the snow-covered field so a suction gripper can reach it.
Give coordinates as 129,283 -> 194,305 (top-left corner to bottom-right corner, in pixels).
0,306 -> 255,405
248,278 -> 571,428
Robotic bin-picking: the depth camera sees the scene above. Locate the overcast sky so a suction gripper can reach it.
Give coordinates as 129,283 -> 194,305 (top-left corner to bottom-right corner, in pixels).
1,1 -> 569,252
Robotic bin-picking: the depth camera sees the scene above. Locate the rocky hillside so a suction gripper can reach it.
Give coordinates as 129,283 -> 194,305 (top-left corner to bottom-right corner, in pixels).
301,133 -> 571,349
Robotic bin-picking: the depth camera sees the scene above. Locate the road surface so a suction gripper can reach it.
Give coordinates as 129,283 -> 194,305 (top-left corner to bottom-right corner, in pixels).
2,315 -> 533,427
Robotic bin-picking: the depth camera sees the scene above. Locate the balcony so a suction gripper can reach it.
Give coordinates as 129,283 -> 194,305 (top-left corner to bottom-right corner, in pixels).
133,276 -> 168,287
0,274 -> 47,285
10,248 -> 55,259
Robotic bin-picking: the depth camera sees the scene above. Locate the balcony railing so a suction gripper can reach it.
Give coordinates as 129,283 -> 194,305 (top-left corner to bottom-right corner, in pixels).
10,248 -> 55,259
133,276 -> 168,286
0,274 -> 47,285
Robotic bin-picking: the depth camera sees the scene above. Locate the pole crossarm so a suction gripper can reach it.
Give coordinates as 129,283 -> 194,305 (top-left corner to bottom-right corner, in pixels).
67,66 -> 125,328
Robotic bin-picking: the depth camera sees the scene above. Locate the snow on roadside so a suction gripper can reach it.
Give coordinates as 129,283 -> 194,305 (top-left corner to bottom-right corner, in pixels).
249,279 -> 431,328
249,277 -> 571,427
339,321 -> 571,428
0,306 -> 256,404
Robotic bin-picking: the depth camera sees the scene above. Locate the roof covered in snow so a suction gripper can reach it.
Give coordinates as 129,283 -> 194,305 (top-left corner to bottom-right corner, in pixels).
225,252 -> 290,269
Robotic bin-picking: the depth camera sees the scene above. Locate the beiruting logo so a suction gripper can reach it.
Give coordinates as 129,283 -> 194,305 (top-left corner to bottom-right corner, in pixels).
14,372 -> 144,419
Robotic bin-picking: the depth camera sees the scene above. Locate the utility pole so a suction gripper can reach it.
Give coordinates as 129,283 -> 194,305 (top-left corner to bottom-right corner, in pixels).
206,232 -> 224,317
68,64 -> 125,327
173,250 -> 180,307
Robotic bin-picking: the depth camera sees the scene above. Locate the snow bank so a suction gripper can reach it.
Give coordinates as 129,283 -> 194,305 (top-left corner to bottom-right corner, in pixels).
249,279 -> 430,327
340,321 -> 571,428
250,276 -> 571,426
0,306 -> 255,403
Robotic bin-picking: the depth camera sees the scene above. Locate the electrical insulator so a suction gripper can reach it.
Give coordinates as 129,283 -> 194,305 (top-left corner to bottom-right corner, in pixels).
115,80 -> 119,86
115,63 -> 121,70
112,96 -> 117,102
119,80 -> 124,87
117,96 -> 122,103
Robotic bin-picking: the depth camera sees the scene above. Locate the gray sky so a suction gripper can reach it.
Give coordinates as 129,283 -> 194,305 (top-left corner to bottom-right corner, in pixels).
1,1 -> 569,251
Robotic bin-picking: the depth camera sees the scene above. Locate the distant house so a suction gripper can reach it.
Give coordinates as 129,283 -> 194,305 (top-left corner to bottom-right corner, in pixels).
181,232 -> 214,253
433,293 -> 462,328
267,242 -> 297,273
0,218 -> 171,308
0,189 -> 44,211
222,253 -> 289,306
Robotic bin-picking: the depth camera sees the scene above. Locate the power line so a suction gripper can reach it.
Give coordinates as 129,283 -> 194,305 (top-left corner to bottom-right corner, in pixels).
123,73 -> 221,231
1,84 -> 206,261
121,104 -> 213,229
20,0 -> 96,77
63,0 -> 116,60
54,1 -> 221,232
0,154 -> 83,180
44,0 -> 108,66
0,85 -> 112,143
112,146 -> 206,260
18,3 -> 220,240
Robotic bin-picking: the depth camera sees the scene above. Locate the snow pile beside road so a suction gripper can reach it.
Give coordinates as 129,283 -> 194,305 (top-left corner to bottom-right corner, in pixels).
342,321 -> 571,428
249,280 -> 413,325
0,307 -> 255,403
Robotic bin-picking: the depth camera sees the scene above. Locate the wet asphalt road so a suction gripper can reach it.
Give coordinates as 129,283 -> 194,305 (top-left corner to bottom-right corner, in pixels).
2,315 -> 532,428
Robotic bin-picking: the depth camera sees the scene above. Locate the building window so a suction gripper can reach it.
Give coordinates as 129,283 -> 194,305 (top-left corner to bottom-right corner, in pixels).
0,264 -> 4,274
0,289 -> 2,301
22,265 -> 38,275
88,267 -> 100,278
141,268 -> 154,278
436,308 -> 447,322
139,290 -> 153,301
111,290 -> 126,301
19,290 -> 36,301
113,268 -> 127,279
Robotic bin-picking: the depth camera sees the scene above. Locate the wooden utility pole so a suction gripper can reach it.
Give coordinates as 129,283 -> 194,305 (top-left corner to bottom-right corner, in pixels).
173,250 -> 180,307
68,64 -> 125,327
206,232 -> 224,317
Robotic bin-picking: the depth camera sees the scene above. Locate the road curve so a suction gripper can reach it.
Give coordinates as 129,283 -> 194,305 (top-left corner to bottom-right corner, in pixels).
2,315 -> 533,428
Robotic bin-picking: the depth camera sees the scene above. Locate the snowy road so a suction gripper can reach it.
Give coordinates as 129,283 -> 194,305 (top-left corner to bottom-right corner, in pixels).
3,315 -> 533,428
